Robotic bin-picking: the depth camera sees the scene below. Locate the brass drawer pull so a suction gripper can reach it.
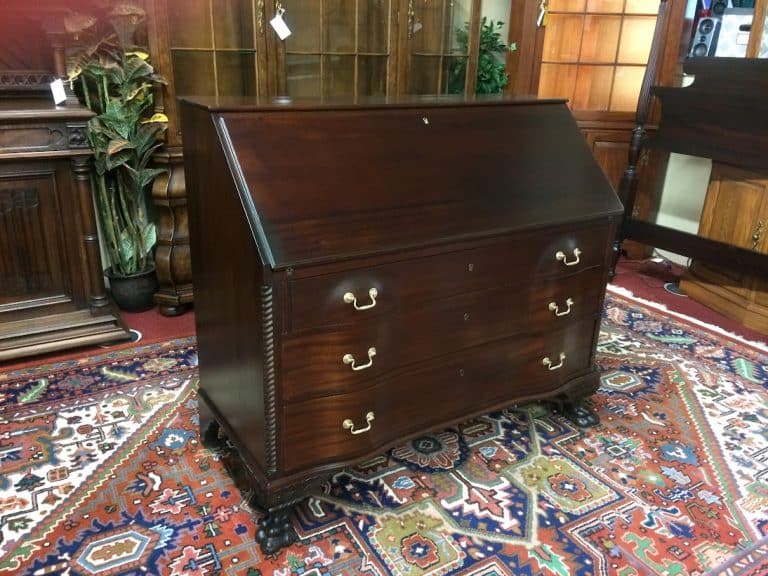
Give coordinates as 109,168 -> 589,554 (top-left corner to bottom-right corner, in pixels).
548,297 -> 574,317
542,352 -> 566,370
342,347 -> 377,371
343,411 -> 375,435
343,287 -> 378,310
555,248 -> 582,266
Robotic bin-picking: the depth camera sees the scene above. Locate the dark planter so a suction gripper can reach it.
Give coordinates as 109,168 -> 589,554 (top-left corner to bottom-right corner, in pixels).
106,266 -> 159,312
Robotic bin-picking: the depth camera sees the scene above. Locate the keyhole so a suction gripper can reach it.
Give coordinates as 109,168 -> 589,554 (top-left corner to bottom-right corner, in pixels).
463,313 -> 470,321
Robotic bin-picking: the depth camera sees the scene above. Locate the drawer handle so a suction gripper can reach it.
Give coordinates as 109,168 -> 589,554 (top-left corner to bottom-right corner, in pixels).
343,347 -> 377,371
343,287 -> 378,310
542,352 -> 566,370
343,411 -> 375,435
555,248 -> 582,266
548,297 -> 574,317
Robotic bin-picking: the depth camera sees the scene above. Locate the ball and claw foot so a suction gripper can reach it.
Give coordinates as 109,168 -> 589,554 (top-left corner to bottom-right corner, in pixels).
255,508 -> 297,555
563,401 -> 600,428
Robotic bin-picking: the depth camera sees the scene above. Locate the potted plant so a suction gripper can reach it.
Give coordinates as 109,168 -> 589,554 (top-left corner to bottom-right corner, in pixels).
67,4 -> 167,311
447,17 -> 510,94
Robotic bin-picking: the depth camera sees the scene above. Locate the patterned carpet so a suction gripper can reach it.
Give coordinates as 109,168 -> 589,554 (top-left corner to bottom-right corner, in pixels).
1,291 -> 766,576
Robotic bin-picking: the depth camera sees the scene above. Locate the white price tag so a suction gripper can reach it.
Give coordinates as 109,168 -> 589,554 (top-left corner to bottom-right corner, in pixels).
50,78 -> 67,105
270,9 -> 292,40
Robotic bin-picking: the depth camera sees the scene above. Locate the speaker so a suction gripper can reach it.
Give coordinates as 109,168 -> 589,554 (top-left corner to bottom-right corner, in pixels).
689,17 -> 720,57
711,0 -> 729,16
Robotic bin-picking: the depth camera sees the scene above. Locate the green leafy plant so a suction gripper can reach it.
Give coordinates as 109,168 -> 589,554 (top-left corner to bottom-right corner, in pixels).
448,17 -> 510,95
68,4 -> 167,277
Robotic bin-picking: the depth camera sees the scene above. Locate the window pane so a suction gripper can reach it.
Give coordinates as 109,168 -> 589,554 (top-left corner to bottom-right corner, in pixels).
411,0 -> 446,53
618,16 -> 656,64
625,0 -> 658,15
446,0 -> 473,54
538,63 -> 578,101
549,0 -> 586,11
172,50 -> 216,97
358,0 -> 390,53
610,65 -> 645,111
358,56 -> 388,96
580,15 -> 621,62
168,0 -> 212,48
586,0 -> 624,13
324,0 -> 356,52
410,55 -> 442,94
216,52 -> 257,97
284,0 -> 321,52
543,14 -> 584,62
322,55 -> 355,97
443,56 -> 467,94
213,0 -> 254,49
573,64 -> 613,110
286,54 -> 320,97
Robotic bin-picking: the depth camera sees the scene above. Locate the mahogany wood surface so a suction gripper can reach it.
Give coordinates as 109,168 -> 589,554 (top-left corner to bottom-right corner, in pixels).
181,96 -> 622,549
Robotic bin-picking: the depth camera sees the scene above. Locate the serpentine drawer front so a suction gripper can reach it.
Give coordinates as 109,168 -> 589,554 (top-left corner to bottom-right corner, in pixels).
181,96 -> 623,552
281,317 -> 597,472
288,223 -> 611,332
281,266 -> 605,401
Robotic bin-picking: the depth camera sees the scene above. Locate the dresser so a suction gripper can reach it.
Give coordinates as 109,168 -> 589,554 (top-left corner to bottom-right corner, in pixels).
180,96 -> 623,554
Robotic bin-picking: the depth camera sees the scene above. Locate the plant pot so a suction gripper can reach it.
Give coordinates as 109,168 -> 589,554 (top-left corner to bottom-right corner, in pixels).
106,266 -> 159,312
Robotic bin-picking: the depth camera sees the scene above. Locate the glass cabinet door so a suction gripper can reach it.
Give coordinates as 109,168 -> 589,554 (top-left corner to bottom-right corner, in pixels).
165,0 -> 266,99
405,0 -> 479,94
280,0 -> 394,98
538,0 -> 657,112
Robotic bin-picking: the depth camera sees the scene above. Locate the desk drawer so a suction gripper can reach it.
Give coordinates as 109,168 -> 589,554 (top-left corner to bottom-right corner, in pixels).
281,268 -> 605,401
287,223 -> 611,332
281,318 -> 597,472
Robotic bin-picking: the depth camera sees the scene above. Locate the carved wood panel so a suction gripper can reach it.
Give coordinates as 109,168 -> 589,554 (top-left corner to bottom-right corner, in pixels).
0,166 -> 68,306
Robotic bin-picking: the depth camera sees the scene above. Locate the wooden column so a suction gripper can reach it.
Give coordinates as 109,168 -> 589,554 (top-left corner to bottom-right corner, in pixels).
71,154 -> 109,309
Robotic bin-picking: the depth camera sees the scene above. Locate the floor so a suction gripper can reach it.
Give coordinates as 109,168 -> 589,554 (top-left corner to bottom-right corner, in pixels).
3,255 -> 766,371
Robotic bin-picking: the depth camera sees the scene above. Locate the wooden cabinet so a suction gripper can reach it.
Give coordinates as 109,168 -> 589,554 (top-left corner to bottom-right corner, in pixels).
0,98 -> 131,361
680,163 -> 768,334
180,96 -> 622,554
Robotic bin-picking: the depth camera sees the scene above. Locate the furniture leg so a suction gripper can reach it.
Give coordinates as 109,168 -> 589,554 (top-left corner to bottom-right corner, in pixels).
255,506 -> 297,555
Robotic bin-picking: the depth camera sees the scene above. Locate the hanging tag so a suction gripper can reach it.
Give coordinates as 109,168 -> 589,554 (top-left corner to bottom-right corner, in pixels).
50,78 -> 67,105
537,0 -> 547,27
270,8 -> 291,40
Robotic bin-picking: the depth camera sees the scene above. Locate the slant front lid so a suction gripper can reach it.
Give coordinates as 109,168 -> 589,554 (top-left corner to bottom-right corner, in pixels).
214,100 -> 622,269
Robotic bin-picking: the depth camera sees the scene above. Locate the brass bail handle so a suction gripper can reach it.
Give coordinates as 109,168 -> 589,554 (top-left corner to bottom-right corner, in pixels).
542,352 -> 566,370
555,248 -> 582,266
342,411 -> 375,435
548,297 -> 574,317
342,347 -> 377,371
343,287 -> 378,310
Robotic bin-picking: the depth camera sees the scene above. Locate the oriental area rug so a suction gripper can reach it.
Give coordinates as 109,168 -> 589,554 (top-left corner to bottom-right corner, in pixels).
1,290 -> 767,576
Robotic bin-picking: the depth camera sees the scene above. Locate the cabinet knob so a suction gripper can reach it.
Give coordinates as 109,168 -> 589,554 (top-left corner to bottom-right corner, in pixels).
752,220 -> 764,250
342,411 -> 375,435
555,248 -> 582,266
343,287 -> 378,310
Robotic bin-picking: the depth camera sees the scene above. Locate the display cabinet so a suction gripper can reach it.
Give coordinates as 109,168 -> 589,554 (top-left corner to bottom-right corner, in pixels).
679,164 -> 768,334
